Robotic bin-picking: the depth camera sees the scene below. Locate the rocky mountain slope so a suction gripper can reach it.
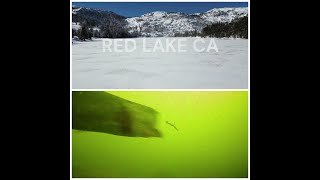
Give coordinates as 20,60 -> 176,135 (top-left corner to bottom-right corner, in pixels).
72,6 -> 248,37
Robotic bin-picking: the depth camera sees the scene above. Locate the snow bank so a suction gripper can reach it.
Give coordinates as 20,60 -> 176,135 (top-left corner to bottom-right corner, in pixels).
72,37 -> 248,89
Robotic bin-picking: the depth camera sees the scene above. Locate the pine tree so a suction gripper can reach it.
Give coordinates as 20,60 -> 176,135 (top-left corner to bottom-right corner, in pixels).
79,21 -> 89,41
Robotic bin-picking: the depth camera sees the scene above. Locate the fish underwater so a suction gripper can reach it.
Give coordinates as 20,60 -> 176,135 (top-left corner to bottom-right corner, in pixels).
166,121 -> 178,131
72,91 -> 162,137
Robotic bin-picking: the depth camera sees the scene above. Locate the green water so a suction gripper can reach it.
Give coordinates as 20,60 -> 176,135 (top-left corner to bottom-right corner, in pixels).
72,91 -> 248,178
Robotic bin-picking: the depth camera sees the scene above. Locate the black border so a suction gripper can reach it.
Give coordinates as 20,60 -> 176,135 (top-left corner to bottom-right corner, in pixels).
28,0 -> 71,179
23,0 -> 273,179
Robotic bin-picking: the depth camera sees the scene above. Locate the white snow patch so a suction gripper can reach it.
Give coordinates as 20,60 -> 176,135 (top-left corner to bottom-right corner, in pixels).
72,37 -> 248,89
72,22 -> 81,30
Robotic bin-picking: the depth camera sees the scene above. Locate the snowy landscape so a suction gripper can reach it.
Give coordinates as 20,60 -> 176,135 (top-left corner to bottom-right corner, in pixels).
72,5 -> 248,89
72,6 -> 248,37
72,37 -> 248,89
126,7 -> 248,37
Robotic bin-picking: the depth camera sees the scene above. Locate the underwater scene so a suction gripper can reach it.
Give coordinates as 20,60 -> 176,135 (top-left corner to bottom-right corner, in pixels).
72,91 -> 248,178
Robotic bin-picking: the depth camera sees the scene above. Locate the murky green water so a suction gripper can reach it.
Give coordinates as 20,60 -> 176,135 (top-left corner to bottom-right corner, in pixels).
72,91 -> 248,177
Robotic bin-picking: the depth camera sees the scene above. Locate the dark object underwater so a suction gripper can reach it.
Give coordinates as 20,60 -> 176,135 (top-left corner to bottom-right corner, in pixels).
72,91 -> 161,137
166,121 -> 178,131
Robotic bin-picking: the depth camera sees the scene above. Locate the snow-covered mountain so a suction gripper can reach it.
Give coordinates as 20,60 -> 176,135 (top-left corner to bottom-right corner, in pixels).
126,11 -> 204,37
199,7 -> 248,23
72,6 -> 248,37
126,7 -> 248,37
72,6 -> 126,27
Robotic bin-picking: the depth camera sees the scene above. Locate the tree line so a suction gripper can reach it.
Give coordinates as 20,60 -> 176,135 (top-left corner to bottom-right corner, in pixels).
174,30 -> 200,37
72,16 -> 248,40
72,20 -> 133,41
72,7 -> 132,40
201,16 -> 248,38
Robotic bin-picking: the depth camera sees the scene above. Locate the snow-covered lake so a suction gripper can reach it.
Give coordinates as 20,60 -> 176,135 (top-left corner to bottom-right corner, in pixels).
72,37 -> 248,89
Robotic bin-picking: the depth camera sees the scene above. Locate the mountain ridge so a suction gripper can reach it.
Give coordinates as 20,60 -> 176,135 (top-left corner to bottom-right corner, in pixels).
72,6 -> 248,37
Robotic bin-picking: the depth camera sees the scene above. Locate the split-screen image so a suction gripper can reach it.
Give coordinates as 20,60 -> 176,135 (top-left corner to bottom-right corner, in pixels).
71,1 -> 249,178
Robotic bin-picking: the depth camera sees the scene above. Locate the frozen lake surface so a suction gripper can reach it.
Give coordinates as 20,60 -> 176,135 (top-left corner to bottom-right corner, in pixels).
72,37 -> 248,89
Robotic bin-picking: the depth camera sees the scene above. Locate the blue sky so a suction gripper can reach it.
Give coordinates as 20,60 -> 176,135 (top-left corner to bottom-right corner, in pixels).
72,2 -> 248,17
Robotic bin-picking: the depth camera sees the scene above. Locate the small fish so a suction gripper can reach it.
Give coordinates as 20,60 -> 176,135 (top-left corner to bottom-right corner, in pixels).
166,121 -> 178,131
